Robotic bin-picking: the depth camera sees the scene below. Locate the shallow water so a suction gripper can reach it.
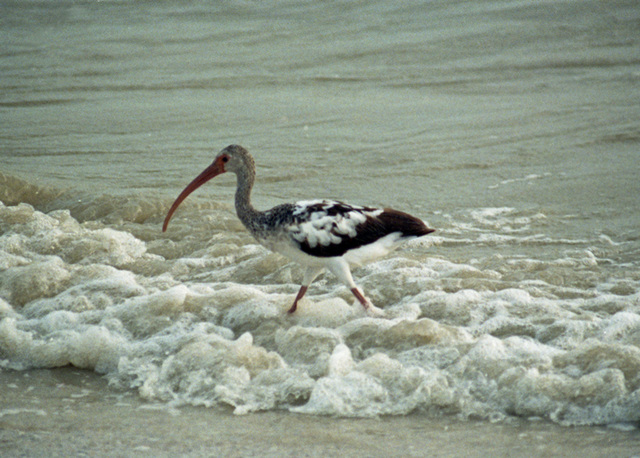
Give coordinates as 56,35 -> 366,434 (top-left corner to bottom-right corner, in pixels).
2,369 -> 639,458
1,0 -> 640,432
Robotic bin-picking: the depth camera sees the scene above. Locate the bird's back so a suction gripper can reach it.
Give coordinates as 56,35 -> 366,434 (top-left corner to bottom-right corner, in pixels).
274,200 -> 433,258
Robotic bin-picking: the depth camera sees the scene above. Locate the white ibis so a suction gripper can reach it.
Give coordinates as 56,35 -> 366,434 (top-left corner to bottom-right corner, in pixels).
163,145 -> 434,316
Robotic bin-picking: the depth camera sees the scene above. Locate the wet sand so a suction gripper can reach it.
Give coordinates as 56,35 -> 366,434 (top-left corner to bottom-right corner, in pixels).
1,369 -> 638,457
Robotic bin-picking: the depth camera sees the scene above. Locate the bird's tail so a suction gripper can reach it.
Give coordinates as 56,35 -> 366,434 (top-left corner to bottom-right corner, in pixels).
379,209 -> 435,238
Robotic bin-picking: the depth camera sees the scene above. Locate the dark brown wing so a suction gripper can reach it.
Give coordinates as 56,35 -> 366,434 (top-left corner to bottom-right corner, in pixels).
286,200 -> 434,258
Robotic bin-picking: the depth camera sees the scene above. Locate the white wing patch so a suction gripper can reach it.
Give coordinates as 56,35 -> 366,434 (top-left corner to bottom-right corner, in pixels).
287,200 -> 383,249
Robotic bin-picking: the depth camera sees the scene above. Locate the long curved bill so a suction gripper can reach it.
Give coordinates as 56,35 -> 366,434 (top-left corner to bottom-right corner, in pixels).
162,161 -> 225,232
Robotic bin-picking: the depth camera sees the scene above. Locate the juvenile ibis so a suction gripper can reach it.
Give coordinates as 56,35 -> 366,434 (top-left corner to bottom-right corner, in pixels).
163,145 -> 434,316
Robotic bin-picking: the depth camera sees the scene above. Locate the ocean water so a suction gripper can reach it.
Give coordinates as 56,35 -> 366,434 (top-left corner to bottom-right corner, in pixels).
1,0 -> 640,432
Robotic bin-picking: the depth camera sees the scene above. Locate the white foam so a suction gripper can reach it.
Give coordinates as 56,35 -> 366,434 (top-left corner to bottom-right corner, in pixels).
0,315 -> 129,371
1,201 -> 639,425
0,408 -> 47,419
275,326 -> 343,366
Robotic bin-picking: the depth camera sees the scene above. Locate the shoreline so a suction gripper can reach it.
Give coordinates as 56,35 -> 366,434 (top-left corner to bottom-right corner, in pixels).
1,368 -> 638,457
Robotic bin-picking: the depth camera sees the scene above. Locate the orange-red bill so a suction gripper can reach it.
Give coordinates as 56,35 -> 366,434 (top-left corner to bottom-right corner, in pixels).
162,160 -> 225,232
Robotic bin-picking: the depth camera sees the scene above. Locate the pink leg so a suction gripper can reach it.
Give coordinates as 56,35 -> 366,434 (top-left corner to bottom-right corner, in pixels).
287,285 -> 308,314
350,288 -> 371,310
288,267 -> 324,314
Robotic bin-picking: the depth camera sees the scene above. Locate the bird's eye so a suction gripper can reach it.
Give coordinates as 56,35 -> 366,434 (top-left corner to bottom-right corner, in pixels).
222,155 -> 229,163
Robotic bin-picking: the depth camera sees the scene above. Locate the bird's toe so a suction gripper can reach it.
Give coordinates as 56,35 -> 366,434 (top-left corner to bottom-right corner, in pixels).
364,303 -> 386,318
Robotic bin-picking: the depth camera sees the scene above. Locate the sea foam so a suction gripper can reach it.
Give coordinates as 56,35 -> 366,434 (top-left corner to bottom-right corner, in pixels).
1,202 -> 639,426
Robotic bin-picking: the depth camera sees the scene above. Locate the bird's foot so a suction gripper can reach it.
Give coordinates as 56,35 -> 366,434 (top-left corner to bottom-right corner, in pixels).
364,303 -> 385,317
287,285 -> 308,314
351,288 -> 385,318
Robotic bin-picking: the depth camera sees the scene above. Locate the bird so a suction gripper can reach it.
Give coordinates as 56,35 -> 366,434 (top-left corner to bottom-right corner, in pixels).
162,145 -> 434,316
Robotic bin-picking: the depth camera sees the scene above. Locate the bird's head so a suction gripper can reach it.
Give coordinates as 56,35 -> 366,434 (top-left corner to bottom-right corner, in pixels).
162,144 -> 252,232
217,144 -> 254,175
